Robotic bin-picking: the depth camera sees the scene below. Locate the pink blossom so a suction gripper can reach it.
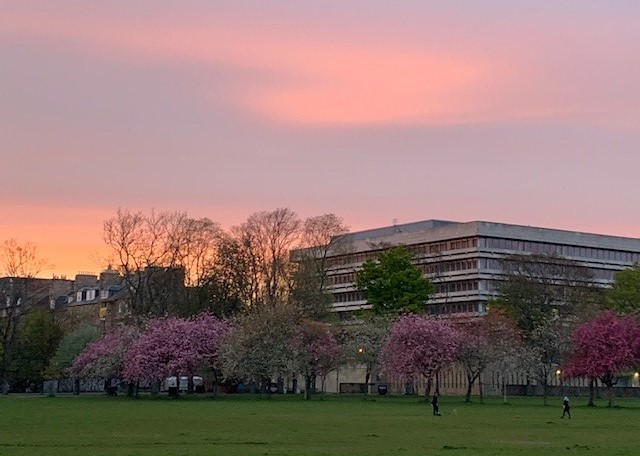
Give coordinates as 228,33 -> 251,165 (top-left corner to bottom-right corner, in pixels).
564,311 -> 640,380
69,325 -> 139,379
122,313 -> 232,382
289,319 -> 340,377
379,314 -> 460,382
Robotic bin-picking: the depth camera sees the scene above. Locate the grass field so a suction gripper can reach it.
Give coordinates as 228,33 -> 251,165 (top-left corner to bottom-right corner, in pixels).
1,394 -> 639,456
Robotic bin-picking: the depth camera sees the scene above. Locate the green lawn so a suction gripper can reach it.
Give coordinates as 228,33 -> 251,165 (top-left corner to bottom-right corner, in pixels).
1,394 -> 639,456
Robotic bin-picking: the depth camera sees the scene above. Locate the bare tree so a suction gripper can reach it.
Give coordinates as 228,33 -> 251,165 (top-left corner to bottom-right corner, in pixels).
494,253 -> 600,403
0,239 -> 50,394
1,239 -> 49,278
103,209 -> 222,320
291,214 -> 350,318
495,253 -> 600,333
234,208 -> 301,307
196,231 -> 255,316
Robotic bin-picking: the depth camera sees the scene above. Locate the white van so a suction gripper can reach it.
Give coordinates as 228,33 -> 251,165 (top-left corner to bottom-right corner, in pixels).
165,376 -> 204,392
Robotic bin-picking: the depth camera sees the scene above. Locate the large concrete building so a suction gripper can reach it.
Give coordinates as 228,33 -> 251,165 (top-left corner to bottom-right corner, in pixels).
323,219 -> 640,317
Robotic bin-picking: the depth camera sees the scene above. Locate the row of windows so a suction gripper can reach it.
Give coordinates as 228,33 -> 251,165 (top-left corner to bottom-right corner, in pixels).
326,237 -> 480,268
334,291 -> 365,303
333,280 -> 478,301
327,273 -> 356,286
483,237 -> 640,263
422,259 -> 478,275
434,280 -> 478,294
328,259 -> 477,285
481,258 -> 616,281
409,237 -> 478,255
327,251 -> 380,268
425,302 -> 480,315
328,256 -> 619,293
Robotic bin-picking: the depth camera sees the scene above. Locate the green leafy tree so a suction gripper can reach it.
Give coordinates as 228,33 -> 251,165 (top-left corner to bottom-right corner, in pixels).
47,325 -> 102,378
14,310 -> 63,389
608,265 -> 640,314
355,246 -> 433,315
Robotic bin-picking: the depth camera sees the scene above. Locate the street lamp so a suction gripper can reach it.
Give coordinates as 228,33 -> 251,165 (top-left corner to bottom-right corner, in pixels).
556,369 -> 564,396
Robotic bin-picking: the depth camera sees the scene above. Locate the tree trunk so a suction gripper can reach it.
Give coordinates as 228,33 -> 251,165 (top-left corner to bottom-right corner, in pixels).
478,372 -> 484,404
304,375 -> 311,400
465,372 -> 475,403
588,378 -> 595,407
604,378 -> 616,408
73,378 -> 80,395
503,379 -> 507,404
1,351 -> 8,395
607,383 -> 615,408
424,377 -> 432,399
364,370 -> 371,396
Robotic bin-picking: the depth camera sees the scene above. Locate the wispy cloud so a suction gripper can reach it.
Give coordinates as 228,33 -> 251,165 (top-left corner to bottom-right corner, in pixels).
6,6 -> 625,127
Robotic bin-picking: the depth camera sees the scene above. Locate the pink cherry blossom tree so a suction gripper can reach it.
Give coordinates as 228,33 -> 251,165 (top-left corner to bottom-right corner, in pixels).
69,325 -> 139,380
563,311 -> 640,407
288,319 -> 340,400
122,313 -> 231,393
379,314 -> 460,398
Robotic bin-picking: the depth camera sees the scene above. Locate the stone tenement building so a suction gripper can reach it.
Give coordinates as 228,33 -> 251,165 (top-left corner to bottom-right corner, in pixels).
318,219 -> 640,318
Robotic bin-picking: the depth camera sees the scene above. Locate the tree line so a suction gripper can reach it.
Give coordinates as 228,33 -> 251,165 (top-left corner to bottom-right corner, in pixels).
2,209 -> 640,404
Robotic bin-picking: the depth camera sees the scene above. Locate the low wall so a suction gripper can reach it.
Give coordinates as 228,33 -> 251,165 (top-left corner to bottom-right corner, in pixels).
506,384 -> 640,398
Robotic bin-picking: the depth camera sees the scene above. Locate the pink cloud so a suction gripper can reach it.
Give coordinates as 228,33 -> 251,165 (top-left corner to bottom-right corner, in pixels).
0,8 -> 586,127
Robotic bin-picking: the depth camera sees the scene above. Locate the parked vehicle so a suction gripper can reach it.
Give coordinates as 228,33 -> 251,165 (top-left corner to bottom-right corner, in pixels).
164,376 -> 204,392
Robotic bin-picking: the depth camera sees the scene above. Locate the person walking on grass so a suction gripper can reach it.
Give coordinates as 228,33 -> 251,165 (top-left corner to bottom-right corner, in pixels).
431,394 -> 441,416
561,396 -> 571,419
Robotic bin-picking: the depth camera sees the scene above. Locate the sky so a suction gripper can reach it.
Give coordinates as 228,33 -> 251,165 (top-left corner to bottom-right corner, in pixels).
1,0 -> 640,278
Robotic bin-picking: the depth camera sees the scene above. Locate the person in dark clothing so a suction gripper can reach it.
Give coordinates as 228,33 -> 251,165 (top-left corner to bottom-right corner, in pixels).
431,394 -> 441,416
561,396 -> 571,419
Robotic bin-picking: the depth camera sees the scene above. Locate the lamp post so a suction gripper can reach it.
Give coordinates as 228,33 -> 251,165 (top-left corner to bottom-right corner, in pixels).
556,369 -> 564,397
357,347 -> 368,394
